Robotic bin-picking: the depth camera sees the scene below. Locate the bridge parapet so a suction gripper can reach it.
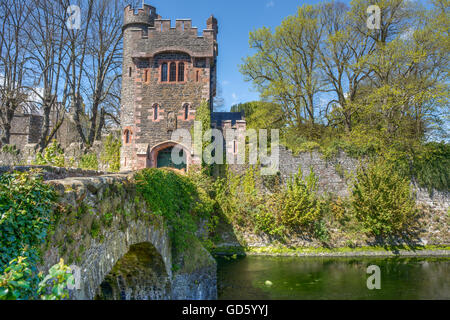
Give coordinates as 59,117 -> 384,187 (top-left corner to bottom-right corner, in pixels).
39,171 -> 216,300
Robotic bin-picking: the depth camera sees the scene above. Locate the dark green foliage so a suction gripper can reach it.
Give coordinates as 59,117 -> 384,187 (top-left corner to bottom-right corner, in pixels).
412,142 -> 449,192
0,170 -> 57,272
0,257 -> 36,300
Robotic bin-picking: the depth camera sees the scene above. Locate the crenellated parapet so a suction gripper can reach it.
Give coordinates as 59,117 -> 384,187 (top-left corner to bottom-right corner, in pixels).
123,4 -> 158,29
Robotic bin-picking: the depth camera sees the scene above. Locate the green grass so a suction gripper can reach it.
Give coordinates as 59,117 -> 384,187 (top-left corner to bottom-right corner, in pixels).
213,245 -> 450,257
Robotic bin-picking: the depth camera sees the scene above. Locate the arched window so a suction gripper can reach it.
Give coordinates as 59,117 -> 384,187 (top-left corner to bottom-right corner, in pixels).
178,62 -> 185,82
183,104 -> 189,120
161,63 -> 168,82
153,104 -> 159,120
169,62 -> 176,82
124,129 -> 131,144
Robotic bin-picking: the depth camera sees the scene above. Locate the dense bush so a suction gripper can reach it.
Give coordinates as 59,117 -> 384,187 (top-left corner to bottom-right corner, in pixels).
281,167 -> 322,228
0,170 -> 73,300
79,153 -> 99,171
350,159 -> 418,236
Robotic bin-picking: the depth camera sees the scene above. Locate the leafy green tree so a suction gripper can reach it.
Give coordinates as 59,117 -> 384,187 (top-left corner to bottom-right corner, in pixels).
231,101 -> 285,131
240,4 -> 325,133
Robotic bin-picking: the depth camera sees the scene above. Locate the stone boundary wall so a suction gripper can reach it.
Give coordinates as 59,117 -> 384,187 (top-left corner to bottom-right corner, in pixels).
278,147 -> 358,198
277,146 -> 449,212
0,165 -> 108,181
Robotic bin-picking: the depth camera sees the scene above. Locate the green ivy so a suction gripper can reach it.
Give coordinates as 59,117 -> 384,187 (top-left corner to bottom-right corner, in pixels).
0,170 -> 57,271
135,169 -> 204,250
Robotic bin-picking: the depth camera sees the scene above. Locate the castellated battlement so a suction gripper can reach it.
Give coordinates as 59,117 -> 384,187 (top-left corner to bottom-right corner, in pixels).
123,4 -> 159,28
126,18 -> 217,42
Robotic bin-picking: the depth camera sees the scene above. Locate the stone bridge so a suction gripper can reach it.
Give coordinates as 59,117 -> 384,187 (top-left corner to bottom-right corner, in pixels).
38,171 -> 216,300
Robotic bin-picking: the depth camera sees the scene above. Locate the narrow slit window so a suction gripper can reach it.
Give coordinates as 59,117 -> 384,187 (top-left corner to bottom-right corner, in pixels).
178,62 -> 185,82
196,70 -> 199,82
161,63 -> 168,82
153,105 -> 159,120
144,70 -> 148,82
125,130 -> 130,144
129,67 -> 132,77
169,62 -> 177,82
184,104 -> 189,120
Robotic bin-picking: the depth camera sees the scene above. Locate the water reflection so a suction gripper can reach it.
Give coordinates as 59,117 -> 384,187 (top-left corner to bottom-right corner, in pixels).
217,256 -> 450,300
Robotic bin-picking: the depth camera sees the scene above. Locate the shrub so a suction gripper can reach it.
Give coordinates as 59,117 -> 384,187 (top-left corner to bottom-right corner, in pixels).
253,209 -> 284,237
0,256 -> 74,300
100,134 -> 121,172
350,159 -> 418,236
313,220 -> 329,243
34,140 -> 65,167
79,153 -> 99,171
281,167 -> 322,228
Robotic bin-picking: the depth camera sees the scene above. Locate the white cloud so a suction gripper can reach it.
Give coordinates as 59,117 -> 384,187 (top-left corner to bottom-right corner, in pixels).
266,1 -> 275,8
222,80 -> 230,86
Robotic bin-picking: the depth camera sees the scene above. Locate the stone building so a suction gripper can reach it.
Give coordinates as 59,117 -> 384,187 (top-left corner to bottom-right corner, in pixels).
3,107 -> 83,152
120,4 -> 245,172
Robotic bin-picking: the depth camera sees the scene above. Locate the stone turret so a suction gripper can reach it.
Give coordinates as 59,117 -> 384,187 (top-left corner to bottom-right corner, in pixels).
120,3 -> 219,171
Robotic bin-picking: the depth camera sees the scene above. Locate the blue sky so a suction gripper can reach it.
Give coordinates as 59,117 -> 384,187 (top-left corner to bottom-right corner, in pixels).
145,0 -> 332,111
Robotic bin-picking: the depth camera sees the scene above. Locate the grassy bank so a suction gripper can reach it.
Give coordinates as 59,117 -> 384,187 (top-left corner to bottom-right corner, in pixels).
212,245 -> 450,258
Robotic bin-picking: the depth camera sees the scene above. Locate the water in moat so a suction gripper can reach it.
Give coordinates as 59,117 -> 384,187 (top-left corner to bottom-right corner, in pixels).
217,255 -> 450,300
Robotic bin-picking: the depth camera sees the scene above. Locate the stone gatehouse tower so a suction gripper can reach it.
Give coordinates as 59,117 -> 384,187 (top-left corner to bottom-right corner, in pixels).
120,4 -> 219,171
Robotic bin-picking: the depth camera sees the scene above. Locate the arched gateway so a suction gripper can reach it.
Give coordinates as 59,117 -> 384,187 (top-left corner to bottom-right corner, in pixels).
149,141 -> 191,171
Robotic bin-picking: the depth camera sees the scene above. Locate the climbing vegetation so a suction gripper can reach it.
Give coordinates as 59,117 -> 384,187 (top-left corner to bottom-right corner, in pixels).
135,168 -> 215,251
0,170 -> 73,300
0,170 -> 57,271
